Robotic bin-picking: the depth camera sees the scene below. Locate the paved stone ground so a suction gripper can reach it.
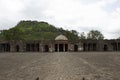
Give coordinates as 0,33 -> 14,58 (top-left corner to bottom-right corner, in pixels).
0,52 -> 120,80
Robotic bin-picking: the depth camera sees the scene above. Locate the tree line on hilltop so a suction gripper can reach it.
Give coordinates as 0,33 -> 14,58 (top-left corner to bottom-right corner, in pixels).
0,20 -> 104,41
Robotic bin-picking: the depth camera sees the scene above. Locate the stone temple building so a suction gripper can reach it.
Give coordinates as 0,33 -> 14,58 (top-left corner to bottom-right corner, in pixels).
0,34 -> 120,52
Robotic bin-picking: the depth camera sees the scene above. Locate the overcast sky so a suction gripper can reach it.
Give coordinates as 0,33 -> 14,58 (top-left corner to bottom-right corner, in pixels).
0,0 -> 120,39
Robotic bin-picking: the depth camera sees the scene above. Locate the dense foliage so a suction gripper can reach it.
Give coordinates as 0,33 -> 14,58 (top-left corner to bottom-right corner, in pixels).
0,20 -> 79,41
0,20 -> 104,41
79,32 -> 86,40
87,30 -> 104,40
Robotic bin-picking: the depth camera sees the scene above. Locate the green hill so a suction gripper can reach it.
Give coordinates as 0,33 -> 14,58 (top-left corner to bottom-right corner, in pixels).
0,20 -> 79,41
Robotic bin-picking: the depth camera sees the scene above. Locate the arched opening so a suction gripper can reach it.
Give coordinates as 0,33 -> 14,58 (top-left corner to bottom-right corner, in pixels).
104,44 -> 108,51
16,45 -> 20,52
44,45 -> 49,52
74,45 -> 78,52
31,44 -> 35,51
83,43 -> 87,51
118,43 -> 120,51
112,43 -> 117,51
54,44 -> 68,52
26,44 -> 30,52
55,44 -> 58,52
59,44 -> 63,52
88,43 -> 91,51
93,43 -> 97,51
6,44 -> 10,52
36,43 -> 39,52
65,44 -> 68,52
3,43 -> 10,52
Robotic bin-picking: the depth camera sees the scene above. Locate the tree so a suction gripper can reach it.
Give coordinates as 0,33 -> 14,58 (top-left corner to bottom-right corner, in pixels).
0,21 -> 80,41
79,32 -> 86,40
87,30 -> 104,40
70,30 -> 79,36
3,28 -> 23,40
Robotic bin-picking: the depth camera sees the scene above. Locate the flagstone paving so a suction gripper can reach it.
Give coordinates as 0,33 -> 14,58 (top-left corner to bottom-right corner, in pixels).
0,52 -> 120,80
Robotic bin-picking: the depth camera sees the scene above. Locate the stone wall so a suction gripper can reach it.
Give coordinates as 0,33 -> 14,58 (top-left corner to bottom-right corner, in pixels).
0,39 -> 120,52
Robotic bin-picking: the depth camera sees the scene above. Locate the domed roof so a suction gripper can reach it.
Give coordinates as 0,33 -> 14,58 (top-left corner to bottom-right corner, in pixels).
55,34 -> 68,40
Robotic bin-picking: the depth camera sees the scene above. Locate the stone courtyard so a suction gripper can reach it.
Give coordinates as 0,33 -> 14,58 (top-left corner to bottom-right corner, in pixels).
0,52 -> 120,80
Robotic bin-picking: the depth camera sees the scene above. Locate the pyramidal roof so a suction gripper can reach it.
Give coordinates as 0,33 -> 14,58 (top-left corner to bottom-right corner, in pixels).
55,34 -> 68,40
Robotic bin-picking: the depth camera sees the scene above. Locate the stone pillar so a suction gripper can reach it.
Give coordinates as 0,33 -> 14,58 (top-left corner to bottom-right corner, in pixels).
10,45 -> 14,52
50,44 -> 53,52
34,44 -> 36,52
68,44 -> 70,52
118,43 -> 120,51
23,44 -> 26,52
63,44 -> 65,52
85,44 -> 87,51
39,43 -> 41,52
0,44 -> 2,52
10,41 -> 15,52
58,44 -> 59,52
117,43 -> 118,51
40,44 -> 44,52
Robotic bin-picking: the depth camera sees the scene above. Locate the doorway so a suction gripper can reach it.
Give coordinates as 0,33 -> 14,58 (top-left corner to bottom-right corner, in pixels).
59,44 -> 63,52
65,44 -> 68,52
54,44 -> 68,52
104,44 -> 108,51
74,45 -> 78,52
44,45 -> 49,52
16,45 -> 20,52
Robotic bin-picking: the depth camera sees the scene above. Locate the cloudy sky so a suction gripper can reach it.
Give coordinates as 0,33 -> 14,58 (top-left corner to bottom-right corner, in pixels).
0,0 -> 120,39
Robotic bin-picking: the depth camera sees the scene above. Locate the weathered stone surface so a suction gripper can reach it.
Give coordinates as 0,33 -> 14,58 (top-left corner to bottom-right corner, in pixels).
0,52 -> 120,80
0,35 -> 120,52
